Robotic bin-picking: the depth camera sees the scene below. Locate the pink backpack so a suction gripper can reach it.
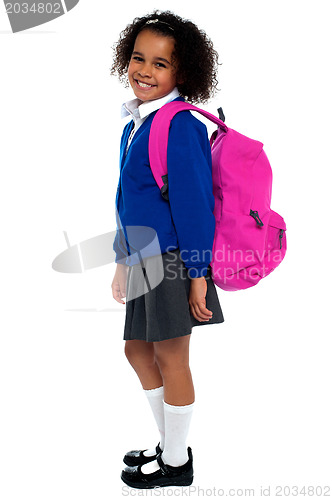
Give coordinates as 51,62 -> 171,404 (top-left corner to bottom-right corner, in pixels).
148,101 -> 287,291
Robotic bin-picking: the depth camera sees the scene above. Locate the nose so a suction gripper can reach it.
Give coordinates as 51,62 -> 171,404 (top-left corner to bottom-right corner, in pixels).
138,62 -> 152,78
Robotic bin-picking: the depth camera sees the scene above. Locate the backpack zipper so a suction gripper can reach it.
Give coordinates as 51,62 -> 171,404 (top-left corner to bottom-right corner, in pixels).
279,229 -> 284,249
250,210 -> 264,227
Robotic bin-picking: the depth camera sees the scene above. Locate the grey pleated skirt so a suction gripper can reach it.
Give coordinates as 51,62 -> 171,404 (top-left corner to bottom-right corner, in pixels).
123,248 -> 224,342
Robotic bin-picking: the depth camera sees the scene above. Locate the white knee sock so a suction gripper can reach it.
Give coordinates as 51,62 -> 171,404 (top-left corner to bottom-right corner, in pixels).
142,386 -> 165,457
141,400 -> 194,474
162,401 -> 194,466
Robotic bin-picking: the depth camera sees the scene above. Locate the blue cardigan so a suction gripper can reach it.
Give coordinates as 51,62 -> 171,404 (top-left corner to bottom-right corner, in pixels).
113,99 -> 215,278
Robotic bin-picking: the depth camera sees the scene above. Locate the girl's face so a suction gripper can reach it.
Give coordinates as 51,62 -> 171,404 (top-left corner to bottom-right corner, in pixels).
128,29 -> 178,102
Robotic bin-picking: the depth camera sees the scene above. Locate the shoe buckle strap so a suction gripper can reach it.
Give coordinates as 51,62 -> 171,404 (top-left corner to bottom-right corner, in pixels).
156,454 -> 168,475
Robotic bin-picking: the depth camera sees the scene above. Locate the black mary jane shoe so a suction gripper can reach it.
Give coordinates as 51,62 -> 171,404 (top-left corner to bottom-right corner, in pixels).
121,447 -> 193,489
123,443 -> 163,467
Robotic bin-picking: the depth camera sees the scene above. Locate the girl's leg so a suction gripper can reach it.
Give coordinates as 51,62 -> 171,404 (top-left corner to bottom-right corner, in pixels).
140,334 -> 195,470
124,336 -> 195,468
153,334 -> 194,405
124,340 -> 165,452
124,339 -> 163,390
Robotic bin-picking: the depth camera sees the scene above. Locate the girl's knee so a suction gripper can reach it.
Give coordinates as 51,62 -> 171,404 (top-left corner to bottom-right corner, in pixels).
124,340 -> 155,368
154,340 -> 190,376
155,357 -> 189,377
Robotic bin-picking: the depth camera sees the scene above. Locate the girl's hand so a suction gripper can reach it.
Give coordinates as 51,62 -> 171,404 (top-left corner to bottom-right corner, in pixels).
112,263 -> 129,304
189,277 -> 213,322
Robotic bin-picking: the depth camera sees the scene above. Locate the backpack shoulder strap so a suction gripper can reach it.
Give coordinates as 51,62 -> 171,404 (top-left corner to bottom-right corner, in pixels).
148,101 -> 228,191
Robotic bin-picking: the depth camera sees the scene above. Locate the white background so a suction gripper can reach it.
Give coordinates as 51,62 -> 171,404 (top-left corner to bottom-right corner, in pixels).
0,0 -> 331,498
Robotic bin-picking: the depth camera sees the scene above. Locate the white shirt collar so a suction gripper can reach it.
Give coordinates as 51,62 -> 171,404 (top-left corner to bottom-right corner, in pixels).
121,87 -> 180,122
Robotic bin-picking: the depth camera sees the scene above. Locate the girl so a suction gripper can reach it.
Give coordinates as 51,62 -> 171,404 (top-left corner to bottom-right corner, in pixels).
111,10 -> 224,489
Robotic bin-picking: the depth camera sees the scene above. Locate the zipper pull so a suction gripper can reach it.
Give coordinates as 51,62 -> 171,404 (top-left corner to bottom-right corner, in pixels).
217,106 -> 226,122
250,210 -> 264,227
279,229 -> 284,249
161,174 -> 169,201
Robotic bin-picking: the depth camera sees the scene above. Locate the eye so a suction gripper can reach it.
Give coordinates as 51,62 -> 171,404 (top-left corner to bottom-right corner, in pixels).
132,56 -> 143,62
155,62 -> 166,68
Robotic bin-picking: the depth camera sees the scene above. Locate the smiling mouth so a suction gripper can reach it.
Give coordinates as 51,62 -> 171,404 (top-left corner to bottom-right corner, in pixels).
135,79 -> 156,89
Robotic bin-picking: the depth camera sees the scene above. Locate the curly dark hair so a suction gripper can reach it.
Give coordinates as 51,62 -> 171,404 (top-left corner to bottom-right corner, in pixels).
110,10 -> 220,104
